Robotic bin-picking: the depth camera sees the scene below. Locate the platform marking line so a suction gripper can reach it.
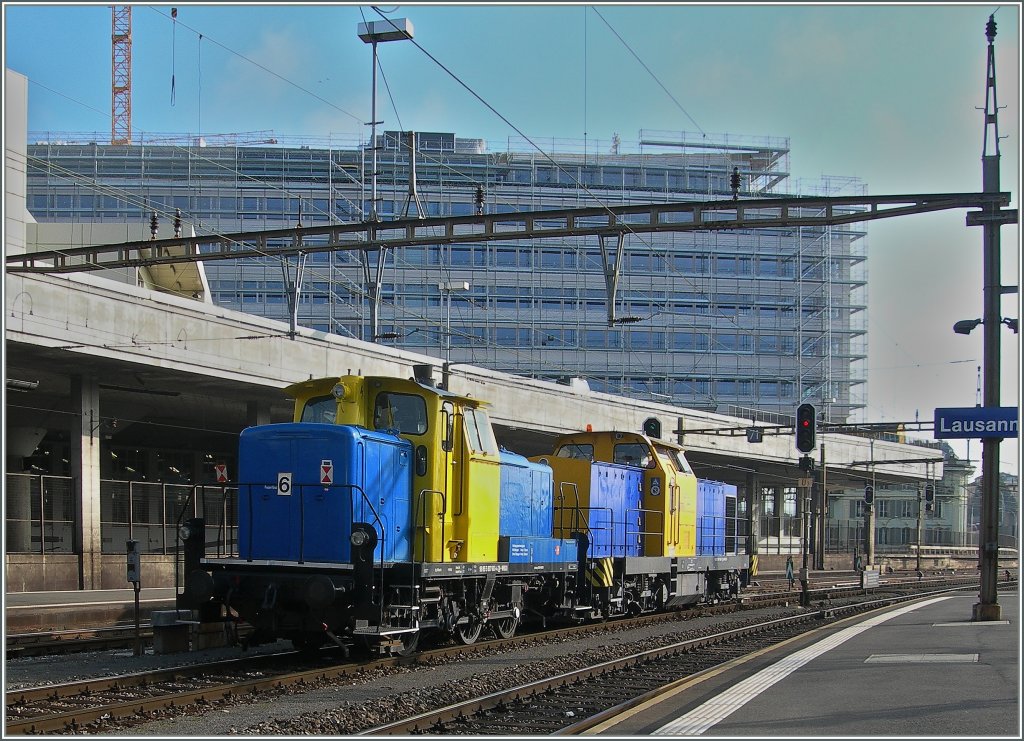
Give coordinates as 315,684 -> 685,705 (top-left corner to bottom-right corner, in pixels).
864,653 -> 978,663
932,620 -> 1010,626
652,596 -> 955,736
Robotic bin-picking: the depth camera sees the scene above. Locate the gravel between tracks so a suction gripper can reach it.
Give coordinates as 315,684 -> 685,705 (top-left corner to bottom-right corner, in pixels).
7,603 -> 812,736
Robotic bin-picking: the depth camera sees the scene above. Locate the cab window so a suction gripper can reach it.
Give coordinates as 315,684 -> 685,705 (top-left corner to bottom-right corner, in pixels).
656,445 -> 693,474
463,407 -> 500,455
614,442 -> 654,468
300,395 -> 337,424
373,392 -> 428,435
555,443 -> 594,460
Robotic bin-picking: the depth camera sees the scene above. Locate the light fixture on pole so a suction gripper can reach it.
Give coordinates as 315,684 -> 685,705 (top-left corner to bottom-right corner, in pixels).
953,318 -> 983,335
440,280 -> 470,363
357,17 -> 413,222
357,17 -> 413,342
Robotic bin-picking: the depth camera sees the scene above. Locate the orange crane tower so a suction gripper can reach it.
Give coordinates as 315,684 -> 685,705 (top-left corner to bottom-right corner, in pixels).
111,5 -> 132,145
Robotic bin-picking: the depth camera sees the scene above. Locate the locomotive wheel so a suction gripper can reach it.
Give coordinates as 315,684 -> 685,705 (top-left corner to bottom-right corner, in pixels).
491,615 -> 518,639
455,619 -> 483,645
394,630 -> 420,656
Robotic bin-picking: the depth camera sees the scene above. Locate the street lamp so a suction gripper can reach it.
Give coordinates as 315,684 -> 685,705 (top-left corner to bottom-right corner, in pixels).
953,318 -> 982,335
358,17 -> 413,343
440,280 -> 470,363
357,17 -> 413,222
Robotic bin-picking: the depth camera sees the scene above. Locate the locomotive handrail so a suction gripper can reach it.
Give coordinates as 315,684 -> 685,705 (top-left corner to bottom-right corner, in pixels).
628,507 -> 663,555
172,485 -> 199,597
346,479 -> 389,623
562,505 -> 621,555
555,481 -> 590,540
696,513 -> 728,557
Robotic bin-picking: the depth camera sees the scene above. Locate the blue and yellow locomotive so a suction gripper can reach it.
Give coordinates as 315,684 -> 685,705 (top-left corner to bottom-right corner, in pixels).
183,374 -> 747,654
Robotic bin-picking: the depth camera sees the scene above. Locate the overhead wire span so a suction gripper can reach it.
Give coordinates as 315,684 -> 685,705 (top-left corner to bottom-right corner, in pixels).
365,7 -> 828,403
25,8 -> 852,408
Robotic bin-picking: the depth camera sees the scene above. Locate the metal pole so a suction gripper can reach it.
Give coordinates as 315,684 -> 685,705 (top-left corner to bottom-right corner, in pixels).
916,484 -> 923,573
369,40 -> 379,222
134,581 -> 142,656
866,439 -> 875,567
800,482 -> 810,606
974,15 -> 1004,621
444,288 -> 452,363
817,442 -> 826,570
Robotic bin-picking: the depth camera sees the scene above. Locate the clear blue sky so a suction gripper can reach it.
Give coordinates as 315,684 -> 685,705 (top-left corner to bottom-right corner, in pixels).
4,2 -> 1020,475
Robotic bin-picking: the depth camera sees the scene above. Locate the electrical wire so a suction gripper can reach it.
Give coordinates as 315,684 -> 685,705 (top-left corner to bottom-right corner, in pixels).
22,7 -> 857,410
366,8 -> 856,407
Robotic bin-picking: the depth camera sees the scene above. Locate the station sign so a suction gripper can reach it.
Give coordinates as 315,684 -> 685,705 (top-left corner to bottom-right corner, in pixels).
933,406 -> 1018,439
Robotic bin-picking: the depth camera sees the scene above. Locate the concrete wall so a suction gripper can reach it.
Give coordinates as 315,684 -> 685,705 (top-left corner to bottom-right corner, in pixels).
4,553 -> 178,592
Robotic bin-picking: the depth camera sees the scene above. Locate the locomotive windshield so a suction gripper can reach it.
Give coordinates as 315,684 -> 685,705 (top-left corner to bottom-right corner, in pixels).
614,442 -> 654,468
300,395 -> 337,424
655,445 -> 692,474
463,407 -> 500,455
555,443 -> 593,460
373,392 -> 428,435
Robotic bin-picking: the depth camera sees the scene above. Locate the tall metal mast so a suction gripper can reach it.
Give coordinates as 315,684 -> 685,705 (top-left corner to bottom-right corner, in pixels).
970,14 -> 1017,621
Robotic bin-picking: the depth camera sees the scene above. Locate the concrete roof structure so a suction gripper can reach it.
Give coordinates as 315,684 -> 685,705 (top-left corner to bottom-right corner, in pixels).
5,266 -> 943,487
3,68 -> 942,491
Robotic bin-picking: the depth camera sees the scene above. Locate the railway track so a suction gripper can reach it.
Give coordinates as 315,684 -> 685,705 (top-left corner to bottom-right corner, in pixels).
5,578 -> 992,735
5,626 -> 153,659
0,574 -> 925,661
2,571 -> 959,661
357,584 -> 984,735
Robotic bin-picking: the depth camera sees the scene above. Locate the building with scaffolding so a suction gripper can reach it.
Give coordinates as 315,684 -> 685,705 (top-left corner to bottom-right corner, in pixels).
24,128 -> 868,420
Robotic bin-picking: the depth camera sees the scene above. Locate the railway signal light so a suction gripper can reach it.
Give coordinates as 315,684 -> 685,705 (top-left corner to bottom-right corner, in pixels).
925,483 -> 935,511
795,403 -> 816,453
730,167 -> 740,200
864,484 -> 874,505
643,417 -> 662,439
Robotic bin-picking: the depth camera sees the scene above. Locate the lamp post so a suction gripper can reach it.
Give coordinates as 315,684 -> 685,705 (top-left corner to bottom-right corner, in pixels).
440,280 -> 470,364
357,17 -> 413,222
357,17 -> 413,341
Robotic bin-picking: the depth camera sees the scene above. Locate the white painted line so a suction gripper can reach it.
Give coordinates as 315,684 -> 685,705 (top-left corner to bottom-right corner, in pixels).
652,596 -> 956,736
932,621 -> 1011,626
865,653 -> 978,663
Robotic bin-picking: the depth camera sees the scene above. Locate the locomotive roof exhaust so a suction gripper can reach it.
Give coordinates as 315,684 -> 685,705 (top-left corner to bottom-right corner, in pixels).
412,364 -> 436,387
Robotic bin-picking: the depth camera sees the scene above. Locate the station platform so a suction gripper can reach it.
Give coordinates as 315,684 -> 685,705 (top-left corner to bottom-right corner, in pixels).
588,591 -> 1020,737
4,587 -> 177,632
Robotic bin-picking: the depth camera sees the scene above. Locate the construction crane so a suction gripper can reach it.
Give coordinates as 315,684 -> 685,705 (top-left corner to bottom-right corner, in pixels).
111,5 -> 132,145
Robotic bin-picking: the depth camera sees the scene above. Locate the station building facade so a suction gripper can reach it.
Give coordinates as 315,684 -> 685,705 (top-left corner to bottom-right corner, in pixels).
24,128 -> 869,422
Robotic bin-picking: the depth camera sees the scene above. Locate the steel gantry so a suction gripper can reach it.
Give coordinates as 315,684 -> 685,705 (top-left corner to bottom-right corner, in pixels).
6,192 -> 1013,275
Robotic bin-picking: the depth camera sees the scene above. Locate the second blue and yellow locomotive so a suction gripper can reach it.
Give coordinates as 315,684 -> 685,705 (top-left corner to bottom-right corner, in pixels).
186,373 -> 746,654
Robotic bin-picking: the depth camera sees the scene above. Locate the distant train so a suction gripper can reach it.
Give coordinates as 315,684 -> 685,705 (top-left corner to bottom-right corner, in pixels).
181,374 -> 748,655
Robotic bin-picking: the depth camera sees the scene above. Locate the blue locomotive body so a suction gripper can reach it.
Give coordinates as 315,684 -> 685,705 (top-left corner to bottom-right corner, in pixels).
237,423 -> 414,564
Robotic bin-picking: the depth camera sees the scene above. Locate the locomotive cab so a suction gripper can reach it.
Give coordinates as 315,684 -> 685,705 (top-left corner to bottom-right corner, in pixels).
545,431 -> 697,558
285,375 -> 503,564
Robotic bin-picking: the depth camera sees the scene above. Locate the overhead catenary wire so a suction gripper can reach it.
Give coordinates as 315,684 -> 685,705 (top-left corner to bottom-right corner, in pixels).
23,7 -> 854,409
363,7 -> 821,402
